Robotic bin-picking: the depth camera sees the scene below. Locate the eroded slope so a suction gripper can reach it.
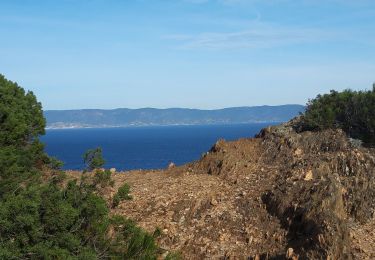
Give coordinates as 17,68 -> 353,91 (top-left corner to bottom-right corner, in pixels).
109,122 -> 375,259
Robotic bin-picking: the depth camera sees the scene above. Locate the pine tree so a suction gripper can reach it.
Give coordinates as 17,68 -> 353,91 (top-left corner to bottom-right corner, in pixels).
0,74 -> 159,259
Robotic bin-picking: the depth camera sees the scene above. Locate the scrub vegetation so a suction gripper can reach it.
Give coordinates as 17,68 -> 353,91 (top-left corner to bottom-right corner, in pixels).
0,74 -> 159,259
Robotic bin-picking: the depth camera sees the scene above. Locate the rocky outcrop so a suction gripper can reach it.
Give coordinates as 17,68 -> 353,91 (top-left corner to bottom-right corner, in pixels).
109,120 -> 375,259
258,122 -> 375,259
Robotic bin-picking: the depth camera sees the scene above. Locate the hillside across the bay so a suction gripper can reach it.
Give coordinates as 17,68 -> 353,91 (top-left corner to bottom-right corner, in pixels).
44,105 -> 304,129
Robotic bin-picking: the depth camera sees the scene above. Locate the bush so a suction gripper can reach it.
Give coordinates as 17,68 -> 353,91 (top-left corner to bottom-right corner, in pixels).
0,74 -> 159,259
112,183 -> 132,208
112,194 -> 121,208
110,216 -> 158,259
46,156 -> 64,170
93,169 -> 114,188
164,251 -> 183,260
301,86 -> 375,145
117,183 -> 132,200
83,147 -> 105,172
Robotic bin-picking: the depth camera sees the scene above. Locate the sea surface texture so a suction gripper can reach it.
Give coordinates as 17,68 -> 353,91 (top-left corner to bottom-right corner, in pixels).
42,123 -> 273,170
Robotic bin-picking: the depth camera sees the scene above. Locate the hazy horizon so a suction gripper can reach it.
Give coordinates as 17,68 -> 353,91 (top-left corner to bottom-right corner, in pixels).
1,0 -> 374,110
44,103 -> 304,111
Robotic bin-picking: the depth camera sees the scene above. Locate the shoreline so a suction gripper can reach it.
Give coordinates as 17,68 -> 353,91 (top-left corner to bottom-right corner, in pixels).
45,121 -> 281,130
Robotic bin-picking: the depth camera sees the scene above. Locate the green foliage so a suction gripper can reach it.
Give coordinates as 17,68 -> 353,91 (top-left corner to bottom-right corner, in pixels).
0,74 -> 47,197
0,75 -> 45,147
302,87 -> 375,145
152,227 -> 162,238
118,183 -> 132,200
46,156 -> 64,170
113,183 -> 132,208
93,169 -> 114,188
164,251 -> 183,260
83,147 -> 105,172
112,194 -> 121,208
0,179 -> 157,259
109,216 -> 158,259
0,74 -> 159,259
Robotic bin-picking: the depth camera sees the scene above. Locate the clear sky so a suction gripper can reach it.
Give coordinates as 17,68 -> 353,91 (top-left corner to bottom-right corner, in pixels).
1,0 -> 374,110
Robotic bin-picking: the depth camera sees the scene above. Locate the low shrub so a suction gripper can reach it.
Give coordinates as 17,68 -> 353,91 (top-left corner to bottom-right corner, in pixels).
301,85 -> 375,146
93,169 -> 114,188
112,183 -> 132,208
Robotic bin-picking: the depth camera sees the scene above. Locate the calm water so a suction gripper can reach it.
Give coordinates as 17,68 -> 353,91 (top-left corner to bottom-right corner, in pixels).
41,123 -> 274,170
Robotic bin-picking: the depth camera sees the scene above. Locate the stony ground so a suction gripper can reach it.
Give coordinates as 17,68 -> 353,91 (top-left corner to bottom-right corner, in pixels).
112,139 -> 287,259
349,217 -> 375,259
70,122 -> 375,259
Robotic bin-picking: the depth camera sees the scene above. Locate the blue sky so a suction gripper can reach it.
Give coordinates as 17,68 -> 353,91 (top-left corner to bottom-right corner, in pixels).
0,0 -> 374,110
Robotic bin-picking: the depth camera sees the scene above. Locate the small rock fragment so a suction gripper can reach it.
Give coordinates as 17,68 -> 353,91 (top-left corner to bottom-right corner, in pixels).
304,170 -> 313,181
294,148 -> 303,156
168,162 -> 176,169
211,198 -> 218,206
286,247 -> 294,258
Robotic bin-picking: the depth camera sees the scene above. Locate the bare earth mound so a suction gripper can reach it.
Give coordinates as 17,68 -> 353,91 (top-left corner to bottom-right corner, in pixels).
106,121 -> 375,259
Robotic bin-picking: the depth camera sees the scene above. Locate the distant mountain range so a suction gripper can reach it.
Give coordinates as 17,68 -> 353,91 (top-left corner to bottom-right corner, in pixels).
44,105 -> 305,129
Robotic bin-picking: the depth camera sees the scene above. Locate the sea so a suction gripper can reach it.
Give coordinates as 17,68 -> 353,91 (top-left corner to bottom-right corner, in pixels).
41,123 -> 275,171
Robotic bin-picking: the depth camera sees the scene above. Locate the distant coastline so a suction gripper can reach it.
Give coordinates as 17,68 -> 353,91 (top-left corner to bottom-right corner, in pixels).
45,121 -> 284,130
44,105 -> 304,130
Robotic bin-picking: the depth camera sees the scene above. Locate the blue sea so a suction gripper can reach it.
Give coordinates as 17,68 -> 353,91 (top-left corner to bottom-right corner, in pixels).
41,123 -> 274,171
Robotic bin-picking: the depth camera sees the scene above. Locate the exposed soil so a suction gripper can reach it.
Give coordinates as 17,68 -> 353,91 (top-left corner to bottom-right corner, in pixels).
71,120 -> 375,259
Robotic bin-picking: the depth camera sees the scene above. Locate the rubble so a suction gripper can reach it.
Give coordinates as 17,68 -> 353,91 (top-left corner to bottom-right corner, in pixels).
93,120 -> 375,258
